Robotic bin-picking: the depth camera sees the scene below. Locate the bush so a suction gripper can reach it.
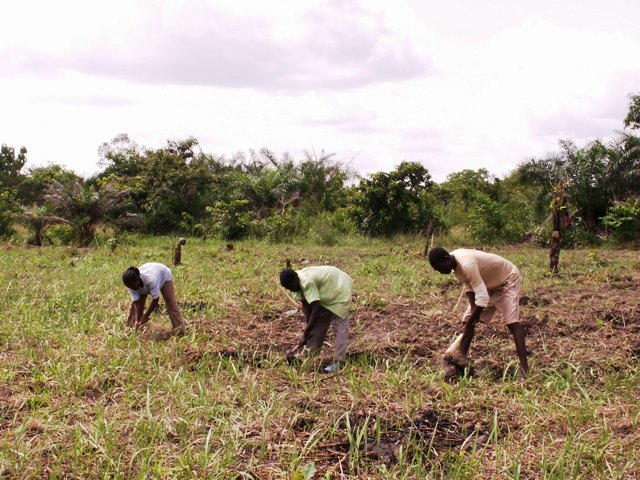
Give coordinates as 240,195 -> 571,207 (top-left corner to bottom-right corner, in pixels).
260,211 -> 310,243
48,224 -> 75,245
207,200 -> 252,240
468,193 -> 531,244
0,191 -> 17,238
601,198 -> 640,241
561,223 -> 602,248
308,210 -> 355,246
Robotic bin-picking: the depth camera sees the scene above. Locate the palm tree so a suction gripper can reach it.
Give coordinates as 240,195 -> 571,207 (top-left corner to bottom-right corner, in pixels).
19,205 -> 67,246
44,179 -> 131,246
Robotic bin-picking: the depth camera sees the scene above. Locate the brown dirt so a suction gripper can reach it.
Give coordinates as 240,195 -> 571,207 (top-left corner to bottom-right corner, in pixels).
192,270 -> 640,374
171,271 -> 640,472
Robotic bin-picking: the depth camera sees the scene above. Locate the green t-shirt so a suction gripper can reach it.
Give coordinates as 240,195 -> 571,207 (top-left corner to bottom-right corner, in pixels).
294,266 -> 352,319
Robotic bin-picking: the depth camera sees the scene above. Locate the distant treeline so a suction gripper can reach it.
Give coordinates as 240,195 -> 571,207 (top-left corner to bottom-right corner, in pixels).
1,93 -> 640,247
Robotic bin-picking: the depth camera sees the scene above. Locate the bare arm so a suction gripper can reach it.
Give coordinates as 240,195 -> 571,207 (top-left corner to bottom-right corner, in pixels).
287,300 -> 315,356
464,292 -> 484,328
132,299 -> 145,325
139,297 -> 160,327
302,300 -> 312,324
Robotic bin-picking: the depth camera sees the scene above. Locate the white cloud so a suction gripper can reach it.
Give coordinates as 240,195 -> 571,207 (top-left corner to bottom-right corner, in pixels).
1,0 -> 639,182
1,0 -> 431,90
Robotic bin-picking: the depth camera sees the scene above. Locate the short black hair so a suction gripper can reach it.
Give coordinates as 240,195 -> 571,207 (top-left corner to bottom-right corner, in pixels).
279,268 -> 298,289
427,247 -> 450,269
122,266 -> 141,286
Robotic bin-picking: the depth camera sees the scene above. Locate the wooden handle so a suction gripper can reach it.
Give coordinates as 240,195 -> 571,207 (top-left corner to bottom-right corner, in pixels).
445,333 -> 463,354
274,278 -> 300,309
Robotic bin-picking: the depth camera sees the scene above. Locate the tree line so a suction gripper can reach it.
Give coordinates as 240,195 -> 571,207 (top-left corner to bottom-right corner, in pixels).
1,93 -> 639,247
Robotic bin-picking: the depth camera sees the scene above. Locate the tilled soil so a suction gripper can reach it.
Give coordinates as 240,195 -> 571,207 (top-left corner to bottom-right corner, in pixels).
151,271 -> 640,473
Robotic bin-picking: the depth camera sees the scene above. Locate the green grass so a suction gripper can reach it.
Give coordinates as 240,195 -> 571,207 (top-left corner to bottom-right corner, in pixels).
0,235 -> 638,478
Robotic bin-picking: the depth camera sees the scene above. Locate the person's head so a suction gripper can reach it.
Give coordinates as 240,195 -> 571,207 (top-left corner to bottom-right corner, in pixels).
279,268 -> 301,292
428,247 -> 456,274
122,266 -> 144,290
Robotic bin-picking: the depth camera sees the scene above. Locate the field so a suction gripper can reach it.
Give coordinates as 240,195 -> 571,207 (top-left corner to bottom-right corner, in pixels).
1,236 -> 639,479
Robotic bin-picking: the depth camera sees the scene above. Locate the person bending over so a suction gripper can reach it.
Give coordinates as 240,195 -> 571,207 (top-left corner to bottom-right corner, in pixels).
428,247 -> 528,377
122,263 -> 187,336
280,266 -> 352,373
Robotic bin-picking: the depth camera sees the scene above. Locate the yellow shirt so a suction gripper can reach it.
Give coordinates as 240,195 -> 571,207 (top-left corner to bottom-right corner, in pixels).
451,249 -> 519,307
294,266 -> 352,319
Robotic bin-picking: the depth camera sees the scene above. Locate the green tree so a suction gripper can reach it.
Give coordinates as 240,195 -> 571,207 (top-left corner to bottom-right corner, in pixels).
0,144 -> 28,237
296,150 -> 350,212
0,144 -> 27,192
624,92 -> 640,130
0,190 -> 18,237
17,164 -> 82,205
98,133 -> 144,177
44,179 -> 131,246
138,139 -> 214,233
97,137 -> 213,233
601,197 -> 640,241
436,168 -> 497,229
349,161 -> 437,236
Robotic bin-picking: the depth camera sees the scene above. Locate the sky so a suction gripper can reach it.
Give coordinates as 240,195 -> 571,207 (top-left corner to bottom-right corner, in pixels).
1,0 -> 639,182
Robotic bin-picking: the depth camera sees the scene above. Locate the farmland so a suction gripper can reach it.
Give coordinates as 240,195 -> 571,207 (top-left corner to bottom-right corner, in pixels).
1,236 -> 639,479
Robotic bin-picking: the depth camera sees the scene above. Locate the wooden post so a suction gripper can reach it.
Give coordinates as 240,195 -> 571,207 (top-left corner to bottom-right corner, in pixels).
423,218 -> 434,256
173,237 -> 187,266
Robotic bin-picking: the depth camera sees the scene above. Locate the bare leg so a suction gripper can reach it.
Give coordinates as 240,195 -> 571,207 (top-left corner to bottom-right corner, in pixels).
459,320 -> 477,356
126,303 -> 136,328
507,322 -> 529,377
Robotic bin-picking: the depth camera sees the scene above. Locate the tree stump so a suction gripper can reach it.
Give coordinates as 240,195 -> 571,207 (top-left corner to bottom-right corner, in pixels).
173,237 -> 187,266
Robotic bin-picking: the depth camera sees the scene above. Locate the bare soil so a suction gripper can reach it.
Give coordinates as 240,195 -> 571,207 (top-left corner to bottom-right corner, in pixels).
161,270 -> 640,471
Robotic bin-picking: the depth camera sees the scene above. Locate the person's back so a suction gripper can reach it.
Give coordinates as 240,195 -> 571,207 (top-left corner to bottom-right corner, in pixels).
427,246 -> 529,378
296,266 -> 352,319
451,249 -> 518,291
280,265 -> 353,371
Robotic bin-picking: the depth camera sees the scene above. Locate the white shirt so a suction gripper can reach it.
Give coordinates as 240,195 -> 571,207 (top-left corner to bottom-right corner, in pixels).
128,263 -> 173,301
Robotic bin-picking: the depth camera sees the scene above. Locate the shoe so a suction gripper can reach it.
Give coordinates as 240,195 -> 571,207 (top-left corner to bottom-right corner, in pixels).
323,363 -> 341,373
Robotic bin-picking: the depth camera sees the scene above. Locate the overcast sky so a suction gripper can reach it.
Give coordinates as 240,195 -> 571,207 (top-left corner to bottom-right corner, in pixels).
1,0 -> 639,181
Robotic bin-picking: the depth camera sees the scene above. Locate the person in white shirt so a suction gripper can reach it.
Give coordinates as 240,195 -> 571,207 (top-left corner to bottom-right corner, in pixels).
122,263 -> 187,336
428,247 -> 528,377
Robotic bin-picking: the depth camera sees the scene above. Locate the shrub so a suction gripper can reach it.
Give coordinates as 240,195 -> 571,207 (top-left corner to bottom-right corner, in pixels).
468,193 -> 531,244
601,198 -> 640,241
260,211 -> 310,243
0,191 -> 17,238
48,224 -> 75,245
206,200 -> 252,240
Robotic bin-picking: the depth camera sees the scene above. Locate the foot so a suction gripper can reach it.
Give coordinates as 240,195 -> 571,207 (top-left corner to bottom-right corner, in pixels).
441,360 -> 459,380
323,363 -> 341,373
172,326 -> 186,337
443,349 -> 469,368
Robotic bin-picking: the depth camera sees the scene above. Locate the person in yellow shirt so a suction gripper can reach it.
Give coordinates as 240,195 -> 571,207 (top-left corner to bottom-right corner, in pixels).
279,266 -> 352,373
428,247 -> 529,377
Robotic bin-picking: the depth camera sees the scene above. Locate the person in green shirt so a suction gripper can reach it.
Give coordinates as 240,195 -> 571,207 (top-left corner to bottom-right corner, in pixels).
279,266 -> 352,373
